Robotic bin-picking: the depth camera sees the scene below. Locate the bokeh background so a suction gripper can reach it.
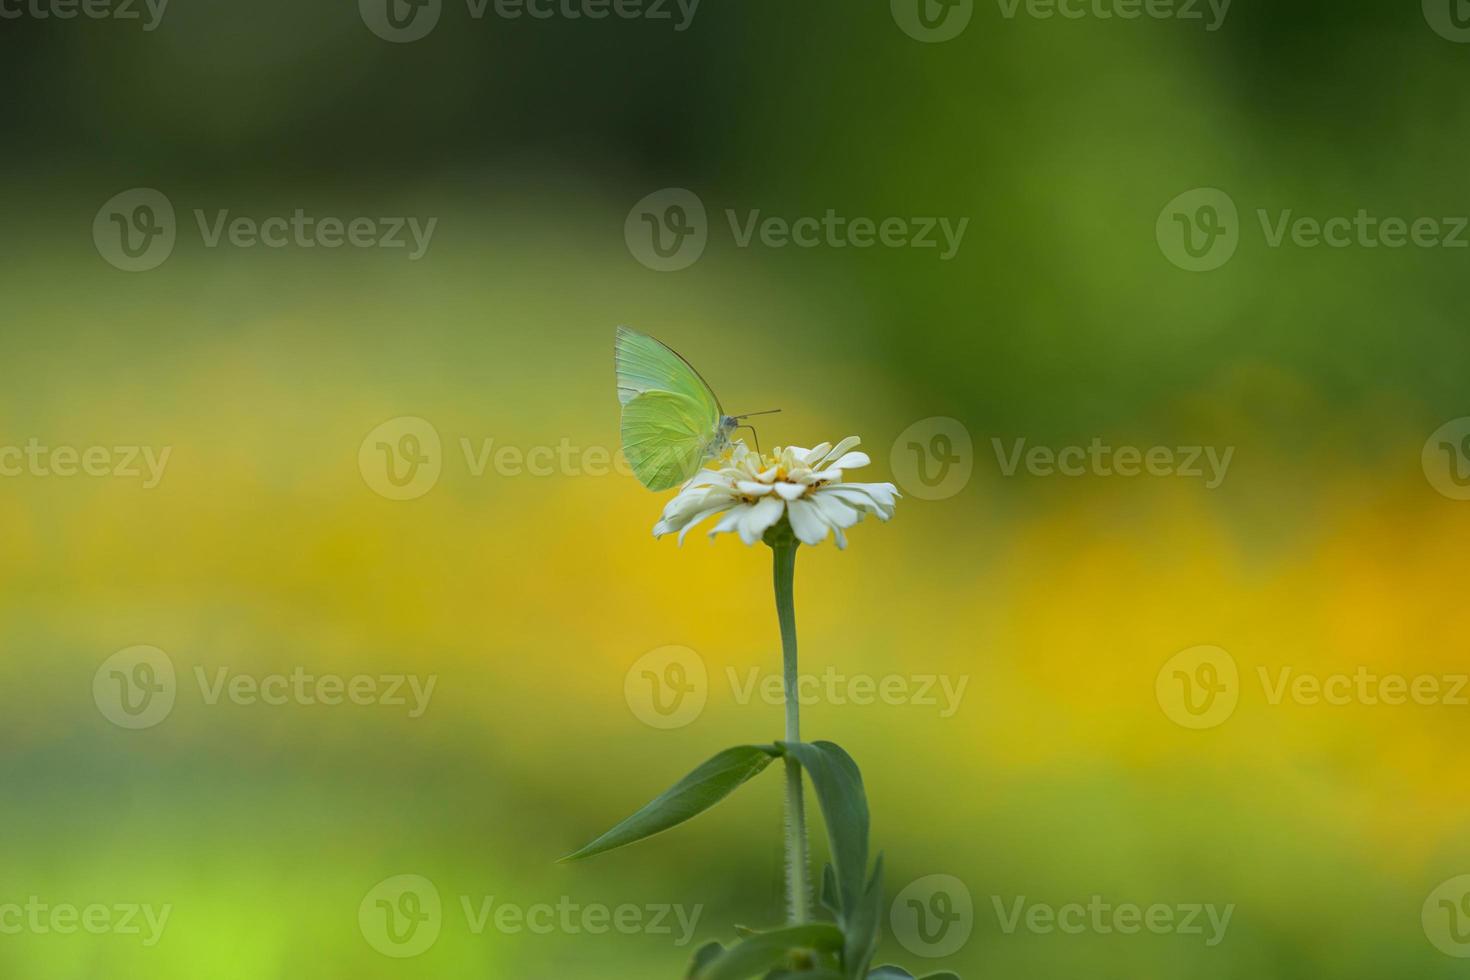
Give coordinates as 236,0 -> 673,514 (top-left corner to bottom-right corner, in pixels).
3,0 -> 1470,976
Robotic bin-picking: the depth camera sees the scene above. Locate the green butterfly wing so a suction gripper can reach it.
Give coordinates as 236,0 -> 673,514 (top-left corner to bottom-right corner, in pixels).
615,327 -> 726,491
615,326 -> 723,419
621,390 -> 718,491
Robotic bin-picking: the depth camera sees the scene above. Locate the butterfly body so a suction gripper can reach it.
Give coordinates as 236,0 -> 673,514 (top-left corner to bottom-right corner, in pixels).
615,327 -> 741,491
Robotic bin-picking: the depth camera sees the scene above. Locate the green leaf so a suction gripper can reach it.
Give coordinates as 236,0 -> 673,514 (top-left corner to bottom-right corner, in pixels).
776,741 -> 870,924
692,923 -> 845,980
842,854 -> 886,979
868,971 -> 960,980
560,745 -> 781,862
687,942 -> 725,978
819,863 -> 841,918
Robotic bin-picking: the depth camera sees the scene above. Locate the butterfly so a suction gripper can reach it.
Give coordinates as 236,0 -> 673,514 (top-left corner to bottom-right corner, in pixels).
615,326 -> 778,491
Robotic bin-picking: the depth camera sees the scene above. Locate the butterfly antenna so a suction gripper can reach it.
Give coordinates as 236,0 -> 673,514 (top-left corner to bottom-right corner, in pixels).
736,424 -> 764,455
730,409 -> 779,456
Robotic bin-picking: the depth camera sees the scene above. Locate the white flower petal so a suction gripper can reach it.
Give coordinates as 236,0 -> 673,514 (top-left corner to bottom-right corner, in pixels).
736,481 -> 775,496
675,503 -> 735,544
802,443 -> 832,465
821,437 -> 861,466
708,509 -> 744,537
687,470 -> 729,488
826,482 -> 897,512
774,482 -> 806,501
826,451 -> 870,471
812,491 -> 860,528
738,495 -> 786,545
786,498 -> 830,545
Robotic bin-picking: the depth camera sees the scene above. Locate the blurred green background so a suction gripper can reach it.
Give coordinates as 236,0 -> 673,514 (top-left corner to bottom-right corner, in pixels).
3,0 -> 1470,976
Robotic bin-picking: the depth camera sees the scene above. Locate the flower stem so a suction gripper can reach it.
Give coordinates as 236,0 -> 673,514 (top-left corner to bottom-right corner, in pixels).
770,531 -> 811,924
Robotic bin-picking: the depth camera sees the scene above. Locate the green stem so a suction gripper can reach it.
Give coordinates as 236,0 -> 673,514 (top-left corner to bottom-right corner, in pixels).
770,530 -> 810,924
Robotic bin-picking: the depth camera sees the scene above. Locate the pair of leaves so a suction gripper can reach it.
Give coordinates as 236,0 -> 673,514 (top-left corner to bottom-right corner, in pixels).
561,740 -> 960,980
558,741 -> 865,880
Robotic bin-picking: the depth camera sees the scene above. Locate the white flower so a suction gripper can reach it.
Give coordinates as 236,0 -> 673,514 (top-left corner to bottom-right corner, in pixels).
653,436 -> 899,549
